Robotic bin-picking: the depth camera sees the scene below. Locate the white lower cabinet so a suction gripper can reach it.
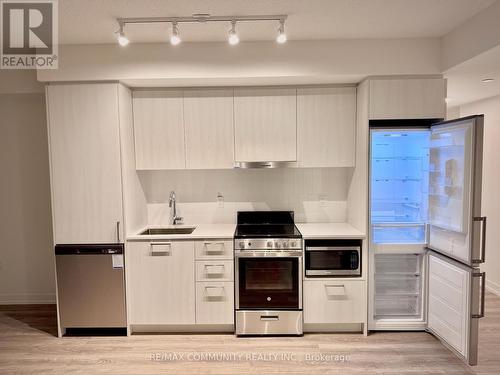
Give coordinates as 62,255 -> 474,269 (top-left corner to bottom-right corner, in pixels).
195,240 -> 234,325
196,282 -> 234,325
304,280 -> 366,324
127,241 -> 195,325
127,239 -> 235,330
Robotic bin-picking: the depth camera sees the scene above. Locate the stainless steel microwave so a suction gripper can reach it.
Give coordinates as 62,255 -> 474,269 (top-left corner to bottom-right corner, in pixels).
304,240 -> 361,277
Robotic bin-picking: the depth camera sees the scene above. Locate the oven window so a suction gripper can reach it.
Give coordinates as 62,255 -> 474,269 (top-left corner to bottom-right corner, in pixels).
238,258 -> 299,309
245,260 -> 293,290
307,250 -> 359,270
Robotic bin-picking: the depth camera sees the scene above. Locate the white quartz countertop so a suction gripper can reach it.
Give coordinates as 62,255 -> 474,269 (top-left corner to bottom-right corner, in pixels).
128,223 -> 364,241
295,223 -> 365,239
127,224 -> 236,241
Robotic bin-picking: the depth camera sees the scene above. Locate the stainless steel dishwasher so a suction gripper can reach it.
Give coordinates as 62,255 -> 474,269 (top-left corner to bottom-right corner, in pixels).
55,244 -> 127,335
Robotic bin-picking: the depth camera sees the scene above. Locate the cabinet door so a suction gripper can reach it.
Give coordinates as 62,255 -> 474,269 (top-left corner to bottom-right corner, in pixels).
304,280 -> 366,324
132,90 -> 185,169
46,84 -> 123,244
127,241 -> 195,325
196,281 -> 234,324
234,88 -> 297,162
369,78 -> 446,120
297,87 -> 356,167
184,89 -> 234,169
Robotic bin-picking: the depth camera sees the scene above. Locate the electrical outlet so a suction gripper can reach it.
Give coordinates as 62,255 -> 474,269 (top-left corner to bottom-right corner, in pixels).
217,192 -> 224,208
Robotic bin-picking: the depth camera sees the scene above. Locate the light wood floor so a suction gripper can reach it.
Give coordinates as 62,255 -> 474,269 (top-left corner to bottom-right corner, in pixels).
1,293 -> 499,374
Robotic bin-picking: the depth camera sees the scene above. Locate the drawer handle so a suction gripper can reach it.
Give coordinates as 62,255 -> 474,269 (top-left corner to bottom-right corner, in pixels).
204,264 -> 225,274
204,286 -> 225,298
150,243 -> 171,256
260,315 -> 279,321
204,242 -> 225,254
325,284 -> 346,297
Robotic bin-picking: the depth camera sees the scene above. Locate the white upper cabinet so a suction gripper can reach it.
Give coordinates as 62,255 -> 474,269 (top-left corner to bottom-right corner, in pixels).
234,87 -> 297,162
369,78 -> 446,120
133,90 -> 185,170
46,84 -> 124,244
297,87 -> 356,167
184,89 -> 234,169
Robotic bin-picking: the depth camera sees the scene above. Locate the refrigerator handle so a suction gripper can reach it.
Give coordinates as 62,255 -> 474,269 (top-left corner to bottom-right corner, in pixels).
472,272 -> 486,319
473,217 -> 487,263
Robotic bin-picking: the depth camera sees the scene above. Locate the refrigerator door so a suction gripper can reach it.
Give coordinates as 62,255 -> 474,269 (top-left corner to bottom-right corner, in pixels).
428,115 -> 486,266
426,250 -> 485,366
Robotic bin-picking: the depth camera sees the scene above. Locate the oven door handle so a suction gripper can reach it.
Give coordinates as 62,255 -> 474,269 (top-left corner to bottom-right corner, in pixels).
234,252 -> 303,258
260,315 -> 280,321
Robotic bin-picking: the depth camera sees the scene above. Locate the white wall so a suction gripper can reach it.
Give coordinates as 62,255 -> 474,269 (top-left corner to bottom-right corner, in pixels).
37,39 -> 441,85
459,95 -> 500,296
0,83 -> 55,304
139,168 -> 351,225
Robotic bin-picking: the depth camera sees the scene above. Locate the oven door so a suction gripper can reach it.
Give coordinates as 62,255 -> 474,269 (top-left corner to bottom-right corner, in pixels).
235,255 -> 302,310
305,247 -> 360,277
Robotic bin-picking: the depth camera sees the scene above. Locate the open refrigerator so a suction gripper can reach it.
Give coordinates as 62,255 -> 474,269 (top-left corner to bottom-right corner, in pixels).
368,115 -> 486,366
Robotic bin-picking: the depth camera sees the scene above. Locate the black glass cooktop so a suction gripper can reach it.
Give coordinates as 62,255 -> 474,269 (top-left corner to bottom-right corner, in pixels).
234,211 -> 302,239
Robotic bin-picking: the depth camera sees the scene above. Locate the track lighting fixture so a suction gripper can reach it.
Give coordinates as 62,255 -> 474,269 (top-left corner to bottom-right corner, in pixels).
117,24 -> 129,46
170,22 -> 181,45
276,19 -> 286,43
116,14 -> 287,46
228,20 -> 239,45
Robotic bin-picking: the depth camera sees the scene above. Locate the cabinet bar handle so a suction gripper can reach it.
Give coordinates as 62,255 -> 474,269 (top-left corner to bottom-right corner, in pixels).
116,221 -> 121,243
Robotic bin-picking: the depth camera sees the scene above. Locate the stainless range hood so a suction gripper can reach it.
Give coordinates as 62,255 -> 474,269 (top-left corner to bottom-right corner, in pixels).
234,161 -> 296,169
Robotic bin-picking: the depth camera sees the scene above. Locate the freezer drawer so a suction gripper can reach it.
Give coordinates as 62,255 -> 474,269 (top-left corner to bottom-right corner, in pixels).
373,253 -> 423,319
374,295 -> 421,317
55,244 -> 126,330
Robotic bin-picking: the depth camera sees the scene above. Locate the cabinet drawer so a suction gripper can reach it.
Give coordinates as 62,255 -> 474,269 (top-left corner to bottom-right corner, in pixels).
195,240 -> 233,260
196,260 -> 233,282
195,282 -> 234,325
304,280 -> 366,324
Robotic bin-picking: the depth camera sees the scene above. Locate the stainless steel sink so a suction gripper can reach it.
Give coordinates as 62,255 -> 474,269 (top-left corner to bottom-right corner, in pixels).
139,227 -> 196,235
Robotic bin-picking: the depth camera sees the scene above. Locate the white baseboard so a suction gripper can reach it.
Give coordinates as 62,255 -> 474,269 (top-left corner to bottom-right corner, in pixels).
486,279 -> 500,297
0,293 -> 56,305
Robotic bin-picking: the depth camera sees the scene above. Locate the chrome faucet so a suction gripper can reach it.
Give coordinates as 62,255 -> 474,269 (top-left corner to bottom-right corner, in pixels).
168,191 -> 183,225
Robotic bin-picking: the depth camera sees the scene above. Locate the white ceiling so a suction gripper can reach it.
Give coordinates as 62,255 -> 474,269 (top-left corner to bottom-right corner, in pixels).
59,0 -> 496,44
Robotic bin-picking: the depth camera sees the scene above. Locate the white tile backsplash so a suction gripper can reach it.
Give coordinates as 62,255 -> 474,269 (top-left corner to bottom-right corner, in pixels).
140,168 -> 352,225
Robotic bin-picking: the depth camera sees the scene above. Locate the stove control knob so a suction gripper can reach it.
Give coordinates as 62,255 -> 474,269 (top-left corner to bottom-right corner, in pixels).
239,241 -> 245,248
291,241 -> 297,248
267,241 -> 273,248
275,241 -> 281,248
283,241 -> 289,248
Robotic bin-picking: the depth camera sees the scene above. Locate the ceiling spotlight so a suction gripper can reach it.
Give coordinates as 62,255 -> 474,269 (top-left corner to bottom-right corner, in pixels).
481,78 -> 494,83
170,22 -> 181,45
228,20 -> 239,45
117,24 -> 129,47
276,19 -> 287,43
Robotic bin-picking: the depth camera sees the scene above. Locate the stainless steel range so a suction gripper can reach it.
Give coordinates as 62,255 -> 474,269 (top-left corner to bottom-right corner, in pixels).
234,211 -> 303,336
